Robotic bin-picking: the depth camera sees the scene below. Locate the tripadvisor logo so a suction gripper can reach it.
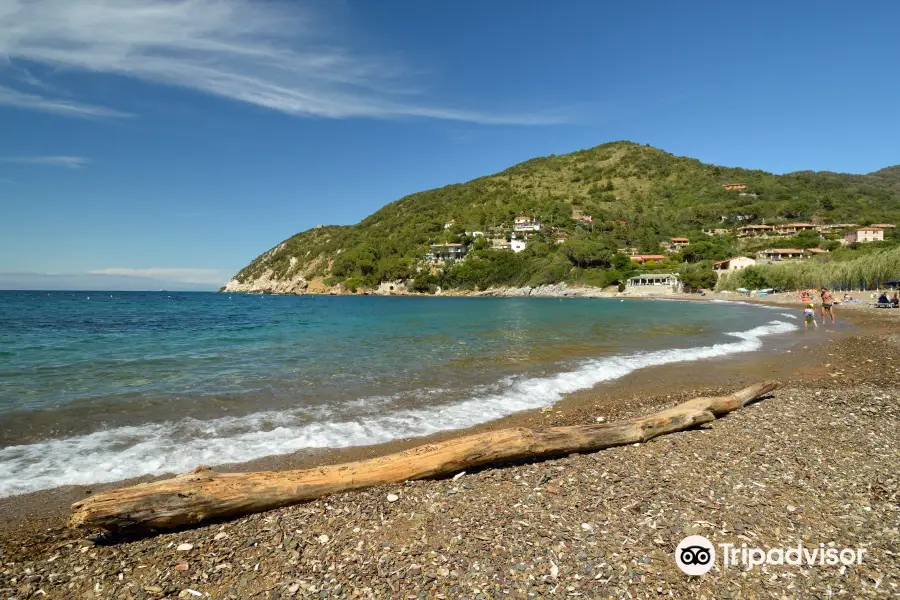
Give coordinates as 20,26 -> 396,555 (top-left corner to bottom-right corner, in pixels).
675,535 -> 867,576
675,535 -> 716,575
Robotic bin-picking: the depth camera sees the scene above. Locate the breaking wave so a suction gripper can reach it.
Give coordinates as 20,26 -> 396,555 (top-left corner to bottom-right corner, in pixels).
0,320 -> 796,497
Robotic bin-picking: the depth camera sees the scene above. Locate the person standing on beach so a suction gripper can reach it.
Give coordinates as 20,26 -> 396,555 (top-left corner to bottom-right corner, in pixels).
820,287 -> 835,324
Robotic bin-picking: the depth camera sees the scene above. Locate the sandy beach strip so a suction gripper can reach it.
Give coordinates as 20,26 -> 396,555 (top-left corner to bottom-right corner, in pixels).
0,300 -> 898,598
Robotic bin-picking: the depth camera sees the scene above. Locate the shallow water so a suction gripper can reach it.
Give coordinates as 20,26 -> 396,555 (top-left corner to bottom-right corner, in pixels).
0,291 -> 797,497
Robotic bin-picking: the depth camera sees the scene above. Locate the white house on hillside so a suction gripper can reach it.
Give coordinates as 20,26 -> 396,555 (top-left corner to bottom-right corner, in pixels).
510,235 -> 527,253
426,243 -> 467,262
513,216 -> 542,232
713,256 -> 756,275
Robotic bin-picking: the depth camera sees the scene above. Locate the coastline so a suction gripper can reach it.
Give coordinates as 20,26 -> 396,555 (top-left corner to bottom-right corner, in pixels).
0,297 -> 900,598
0,297 -> 874,524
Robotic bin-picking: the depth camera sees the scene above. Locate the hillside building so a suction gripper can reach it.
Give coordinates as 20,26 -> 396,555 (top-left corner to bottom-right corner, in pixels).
774,223 -> 817,235
426,243 -> 467,261
844,228 -> 885,243
629,254 -> 667,264
513,216 -> 542,232
758,248 -> 805,261
713,256 -> 757,274
669,237 -> 690,251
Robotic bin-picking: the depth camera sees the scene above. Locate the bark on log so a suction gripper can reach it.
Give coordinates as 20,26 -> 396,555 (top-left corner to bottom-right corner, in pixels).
70,381 -> 777,534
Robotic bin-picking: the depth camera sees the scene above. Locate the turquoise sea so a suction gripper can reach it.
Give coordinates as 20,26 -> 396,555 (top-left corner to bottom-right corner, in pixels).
0,291 -> 799,497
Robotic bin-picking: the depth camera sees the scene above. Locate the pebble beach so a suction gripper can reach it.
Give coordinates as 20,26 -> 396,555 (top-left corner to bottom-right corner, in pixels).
1,299 -> 898,599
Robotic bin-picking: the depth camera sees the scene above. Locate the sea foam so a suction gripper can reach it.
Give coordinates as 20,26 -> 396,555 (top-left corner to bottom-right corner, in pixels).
0,320 -> 796,497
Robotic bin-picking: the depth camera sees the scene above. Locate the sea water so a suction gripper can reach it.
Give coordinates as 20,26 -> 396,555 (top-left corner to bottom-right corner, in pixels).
0,291 -> 797,497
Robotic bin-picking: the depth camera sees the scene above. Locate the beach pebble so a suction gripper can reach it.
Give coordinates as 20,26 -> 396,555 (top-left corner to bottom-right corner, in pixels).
317,534 -> 329,544
175,543 -> 193,552
214,532 -> 228,541
386,493 -> 400,502
595,416 -> 606,422
452,471 -> 467,481
175,562 -> 189,571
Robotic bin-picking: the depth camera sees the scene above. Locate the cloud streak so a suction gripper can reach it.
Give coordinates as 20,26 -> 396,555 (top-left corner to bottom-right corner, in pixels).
0,155 -> 91,168
89,268 -> 231,286
0,0 -> 565,125
0,271 -> 227,291
0,85 -> 133,119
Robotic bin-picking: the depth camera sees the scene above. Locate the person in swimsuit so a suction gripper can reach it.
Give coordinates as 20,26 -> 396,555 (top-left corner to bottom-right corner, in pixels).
820,287 -> 835,324
804,303 -> 818,329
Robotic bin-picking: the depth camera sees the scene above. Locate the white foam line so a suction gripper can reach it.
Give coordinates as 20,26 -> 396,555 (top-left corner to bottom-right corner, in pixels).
0,320 -> 797,497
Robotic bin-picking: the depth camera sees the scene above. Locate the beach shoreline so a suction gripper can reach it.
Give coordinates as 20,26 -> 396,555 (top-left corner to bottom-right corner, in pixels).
0,297 -> 877,527
1,297 -> 897,598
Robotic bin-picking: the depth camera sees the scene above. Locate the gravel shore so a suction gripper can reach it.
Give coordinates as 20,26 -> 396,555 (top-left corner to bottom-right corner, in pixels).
1,306 -> 898,599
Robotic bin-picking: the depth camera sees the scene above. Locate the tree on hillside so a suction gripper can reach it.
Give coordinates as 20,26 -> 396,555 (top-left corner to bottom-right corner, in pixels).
681,238 -> 735,263
638,229 -> 662,254
792,229 -> 822,249
563,238 -> 613,268
679,261 -> 718,292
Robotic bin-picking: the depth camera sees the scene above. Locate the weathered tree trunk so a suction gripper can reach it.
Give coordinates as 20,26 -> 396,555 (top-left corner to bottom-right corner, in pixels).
70,381 -> 777,534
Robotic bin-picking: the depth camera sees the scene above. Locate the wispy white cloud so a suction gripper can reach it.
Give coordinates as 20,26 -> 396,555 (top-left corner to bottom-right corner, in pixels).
0,0 -> 565,125
0,271 -> 227,291
0,84 -> 133,118
89,268 -> 230,286
0,155 -> 91,168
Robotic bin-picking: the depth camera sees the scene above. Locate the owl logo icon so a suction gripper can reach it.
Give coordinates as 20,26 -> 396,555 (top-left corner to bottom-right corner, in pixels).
675,535 -> 716,575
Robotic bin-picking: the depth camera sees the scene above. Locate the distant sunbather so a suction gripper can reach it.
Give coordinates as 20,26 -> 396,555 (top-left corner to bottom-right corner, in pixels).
878,293 -> 889,304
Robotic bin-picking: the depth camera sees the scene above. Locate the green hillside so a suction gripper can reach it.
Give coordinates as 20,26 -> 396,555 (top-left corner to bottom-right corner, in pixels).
228,141 -> 900,292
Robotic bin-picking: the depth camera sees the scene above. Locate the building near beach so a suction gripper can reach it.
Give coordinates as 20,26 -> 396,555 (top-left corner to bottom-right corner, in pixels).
774,223 -> 817,235
713,256 -> 756,274
625,273 -> 682,294
758,248 -> 806,261
513,216 -> 542,232
426,243 -> 467,261
844,228 -> 885,243
629,254 -> 667,264
738,224 -> 775,237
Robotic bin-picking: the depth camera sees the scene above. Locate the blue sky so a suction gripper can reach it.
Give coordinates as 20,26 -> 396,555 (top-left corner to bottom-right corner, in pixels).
1,0 -> 899,290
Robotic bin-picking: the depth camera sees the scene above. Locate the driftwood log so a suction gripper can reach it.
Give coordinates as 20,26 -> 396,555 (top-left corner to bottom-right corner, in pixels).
71,381 -> 777,534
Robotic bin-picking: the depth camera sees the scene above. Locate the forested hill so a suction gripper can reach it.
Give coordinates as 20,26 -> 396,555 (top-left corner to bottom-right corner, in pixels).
225,141 -> 900,293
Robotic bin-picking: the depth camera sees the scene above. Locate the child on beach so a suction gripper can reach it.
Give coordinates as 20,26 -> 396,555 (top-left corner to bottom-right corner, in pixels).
804,303 -> 818,328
